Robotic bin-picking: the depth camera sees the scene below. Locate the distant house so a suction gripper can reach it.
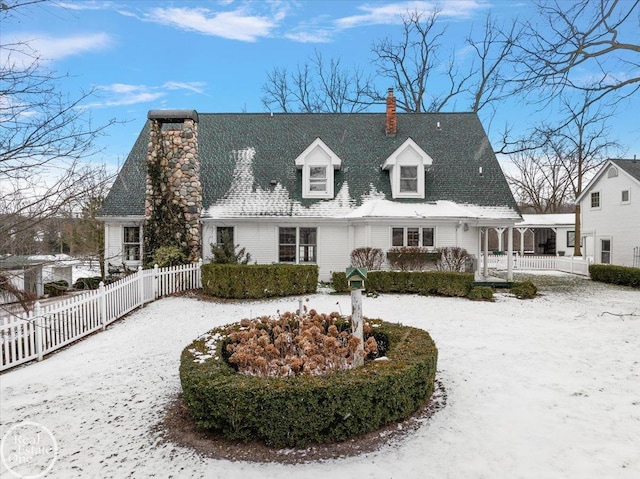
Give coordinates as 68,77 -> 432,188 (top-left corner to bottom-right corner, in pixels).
575,159 -> 640,267
99,90 -> 522,281
0,256 -> 45,303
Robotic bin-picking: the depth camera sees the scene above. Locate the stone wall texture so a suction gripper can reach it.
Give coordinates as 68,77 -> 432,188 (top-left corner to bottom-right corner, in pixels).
145,118 -> 202,262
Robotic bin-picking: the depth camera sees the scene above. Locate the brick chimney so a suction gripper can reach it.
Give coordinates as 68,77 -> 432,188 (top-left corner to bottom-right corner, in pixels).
385,88 -> 397,137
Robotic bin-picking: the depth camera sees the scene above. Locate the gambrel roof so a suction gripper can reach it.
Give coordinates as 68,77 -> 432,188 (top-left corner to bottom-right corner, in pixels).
100,112 -> 519,219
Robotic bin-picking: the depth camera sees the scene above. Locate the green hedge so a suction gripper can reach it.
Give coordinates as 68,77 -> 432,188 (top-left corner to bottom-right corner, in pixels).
331,270 -> 474,297
468,286 -> 494,301
74,276 -> 102,290
201,264 -> 318,299
510,280 -> 538,299
44,280 -> 68,297
589,264 -> 640,288
180,319 -> 438,448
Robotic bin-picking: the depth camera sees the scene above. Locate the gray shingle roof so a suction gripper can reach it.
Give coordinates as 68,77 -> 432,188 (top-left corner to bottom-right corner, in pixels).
611,158 -> 640,183
100,112 -> 518,217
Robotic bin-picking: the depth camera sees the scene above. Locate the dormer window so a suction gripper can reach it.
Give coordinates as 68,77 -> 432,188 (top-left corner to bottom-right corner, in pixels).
400,166 -> 418,193
295,138 -> 342,199
382,138 -> 432,199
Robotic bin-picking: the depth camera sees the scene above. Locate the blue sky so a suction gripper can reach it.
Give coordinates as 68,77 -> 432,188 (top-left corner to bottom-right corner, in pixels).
3,0 -> 639,172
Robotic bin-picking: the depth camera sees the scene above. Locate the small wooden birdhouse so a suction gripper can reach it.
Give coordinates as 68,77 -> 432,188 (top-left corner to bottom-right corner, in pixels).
345,267 -> 367,290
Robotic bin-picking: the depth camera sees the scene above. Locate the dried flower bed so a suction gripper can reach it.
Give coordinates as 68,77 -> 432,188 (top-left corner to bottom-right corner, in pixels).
221,310 -> 379,377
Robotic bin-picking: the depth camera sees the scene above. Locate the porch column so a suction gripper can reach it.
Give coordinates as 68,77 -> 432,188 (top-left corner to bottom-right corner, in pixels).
495,227 -> 506,252
507,226 -> 514,281
483,227 -> 489,278
517,228 -> 527,255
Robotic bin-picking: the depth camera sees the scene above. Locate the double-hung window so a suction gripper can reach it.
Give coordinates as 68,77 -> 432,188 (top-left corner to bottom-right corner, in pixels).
279,227 -> 317,263
391,227 -> 435,247
123,226 -> 141,261
309,166 -> 328,193
216,226 -> 234,246
591,191 -> 601,208
399,166 -> 418,193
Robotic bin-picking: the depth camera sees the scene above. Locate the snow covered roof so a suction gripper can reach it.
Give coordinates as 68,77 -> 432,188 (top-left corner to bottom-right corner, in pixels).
101,112 -> 520,220
519,214 -> 575,227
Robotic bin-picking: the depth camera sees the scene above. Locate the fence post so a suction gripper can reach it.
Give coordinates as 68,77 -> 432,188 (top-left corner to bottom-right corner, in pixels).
197,259 -> 203,289
99,281 -> 106,330
34,301 -> 43,362
153,264 -> 159,300
138,265 -> 145,307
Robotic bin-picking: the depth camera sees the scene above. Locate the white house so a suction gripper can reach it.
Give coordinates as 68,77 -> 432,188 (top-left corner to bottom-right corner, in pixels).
99,91 -> 522,281
575,159 -> 640,267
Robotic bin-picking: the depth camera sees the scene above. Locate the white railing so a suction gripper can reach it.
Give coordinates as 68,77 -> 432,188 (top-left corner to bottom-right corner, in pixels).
481,253 -> 591,275
0,261 -> 202,372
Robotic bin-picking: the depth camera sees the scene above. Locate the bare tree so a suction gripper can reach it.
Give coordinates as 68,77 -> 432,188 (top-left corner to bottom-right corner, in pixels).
261,50 -> 376,113
0,13 -> 116,256
515,0 -> 640,106
506,90 -> 621,253
466,14 -> 523,115
370,9 -> 459,113
506,140 -> 575,213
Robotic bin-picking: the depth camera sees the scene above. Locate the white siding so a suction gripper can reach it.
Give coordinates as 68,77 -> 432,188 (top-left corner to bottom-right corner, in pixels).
580,165 -> 640,267
317,224 -> 350,280
105,223 -> 123,266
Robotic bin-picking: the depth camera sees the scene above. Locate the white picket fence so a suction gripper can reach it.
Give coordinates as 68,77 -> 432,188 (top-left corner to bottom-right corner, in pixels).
481,254 -> 592,276
0,262 -> 202,372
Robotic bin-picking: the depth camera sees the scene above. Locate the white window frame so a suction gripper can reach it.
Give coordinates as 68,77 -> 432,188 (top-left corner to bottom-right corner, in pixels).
294,138 -> 342,199
382,138 -> 432,199
278,226 -> 317,264
123,226 -> 142,262
215,226 -> 235,246
621,189 -> 630,204
590,191 -> 601,209
390,226 -> 436,248
601,238 -> 611,264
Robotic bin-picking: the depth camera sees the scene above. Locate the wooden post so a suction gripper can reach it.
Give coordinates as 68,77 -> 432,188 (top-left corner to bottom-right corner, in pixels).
138,265 -> 145,307
34,302 -> 43,362
99,281 -> 106,330
351,288 -> 364,368
153,264 -> 159,300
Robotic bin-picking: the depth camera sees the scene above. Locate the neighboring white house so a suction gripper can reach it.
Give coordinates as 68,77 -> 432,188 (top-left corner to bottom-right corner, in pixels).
575,159 -> 640,268
99,91 -> 522,281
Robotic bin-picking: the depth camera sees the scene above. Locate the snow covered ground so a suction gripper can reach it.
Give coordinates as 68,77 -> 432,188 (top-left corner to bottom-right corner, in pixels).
1,273 -> 639,479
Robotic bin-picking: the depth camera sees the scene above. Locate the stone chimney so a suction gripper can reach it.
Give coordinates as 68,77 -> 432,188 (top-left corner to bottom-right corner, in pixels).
385,88 -> 397,137
145,110 -> 202,263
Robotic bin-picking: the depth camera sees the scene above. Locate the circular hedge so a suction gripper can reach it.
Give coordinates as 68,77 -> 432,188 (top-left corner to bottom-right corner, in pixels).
179,319 -> 438,448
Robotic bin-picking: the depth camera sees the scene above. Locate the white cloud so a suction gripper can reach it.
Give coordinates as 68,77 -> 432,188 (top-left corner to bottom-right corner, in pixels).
53,1 -> 114,11
144,6 -> 282,42
163,81 -> 207,95
19,33 -> 113,61
335,0 -> 489,29
88,81 -> 207,108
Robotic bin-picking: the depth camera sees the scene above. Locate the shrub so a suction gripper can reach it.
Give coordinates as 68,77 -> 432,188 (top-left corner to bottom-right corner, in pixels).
180,319 -> 438,448
589,264 -> 640,288
436,247 -> 469,272
73,276 -> 102,290
201,264 -> 318,299
387,247 -> 440,271
152,245 -> 188,268
210,230 -> 251,264
331,270 -> 473,297
221,311 -> 379,377
44,280 -> 68,297
510,280 -> 537,299
350,247 -> 385,270
468,286 -> 494,301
